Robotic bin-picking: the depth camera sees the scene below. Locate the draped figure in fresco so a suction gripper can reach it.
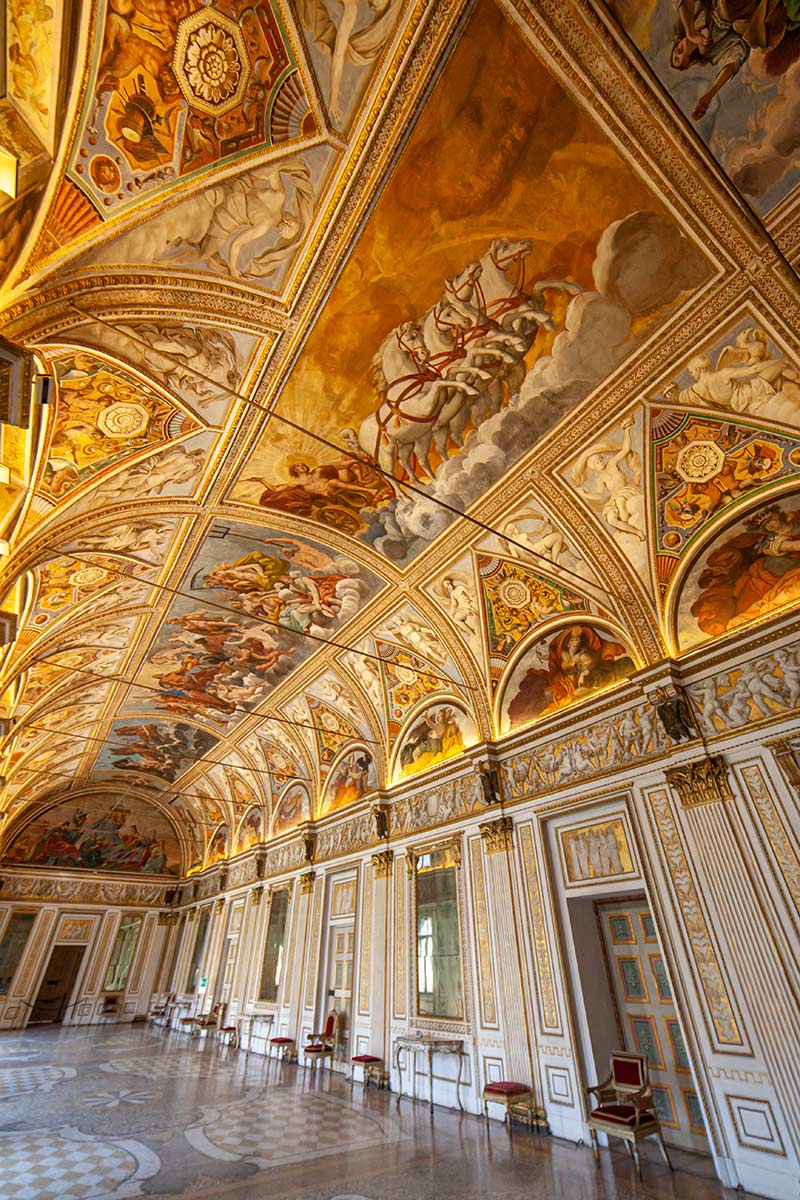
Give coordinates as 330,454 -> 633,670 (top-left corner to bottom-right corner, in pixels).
507,626 -> 634,727
670,0 -> 800,119
690,504 -> 800,636
296,0 -> 404,123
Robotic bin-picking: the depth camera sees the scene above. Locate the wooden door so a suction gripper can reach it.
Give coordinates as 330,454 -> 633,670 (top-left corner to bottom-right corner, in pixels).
30,945 -> 85,1024
597,897 -> 708,1152
328,926 -> 354,1055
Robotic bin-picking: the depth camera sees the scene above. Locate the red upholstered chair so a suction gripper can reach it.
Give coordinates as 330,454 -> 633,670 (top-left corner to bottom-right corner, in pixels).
269,1032 -> 296,1061
350,1054 -> 387,1089
586,1051 -> 673,1179
192,1002 -> 223,1039
482,1081 -> 536,1134
304,1010 -> 338,1072
147,993 -> 175,1026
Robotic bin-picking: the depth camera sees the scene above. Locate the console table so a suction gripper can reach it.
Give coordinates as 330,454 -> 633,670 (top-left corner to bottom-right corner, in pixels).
394,1035 -> 464,1111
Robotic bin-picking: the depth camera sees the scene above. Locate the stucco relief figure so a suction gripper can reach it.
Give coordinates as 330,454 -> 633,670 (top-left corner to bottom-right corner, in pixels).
667,328 -> 800,424
296,0 -> 404,124
432,571 -> 482,647
84,444 -> 206,506
571,418 -> 647,541
344,648 -> 384,709
504,625 -> 635,730
686,502 -> 800,638
114,324 -> 240,406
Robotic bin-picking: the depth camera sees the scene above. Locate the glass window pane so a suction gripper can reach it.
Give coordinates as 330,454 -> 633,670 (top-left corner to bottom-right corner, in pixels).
0,913 -> 36,995
103,914 -> 143,992
259,889 -> 289,1004
416,862 -> 463,1019
185,908 -> 210,993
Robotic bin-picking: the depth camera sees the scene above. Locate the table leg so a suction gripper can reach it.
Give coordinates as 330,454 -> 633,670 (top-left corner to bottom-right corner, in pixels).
455,1051 -> 464,1111
427,1046 -> 434,1111
395,1043 -> 403,1104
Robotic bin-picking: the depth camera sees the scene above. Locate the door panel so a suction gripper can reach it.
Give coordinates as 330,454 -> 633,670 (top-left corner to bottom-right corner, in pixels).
597,898 -> 708,1153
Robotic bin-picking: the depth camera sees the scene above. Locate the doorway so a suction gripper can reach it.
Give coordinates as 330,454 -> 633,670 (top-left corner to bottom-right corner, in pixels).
29,945 -> 85,1024
595,896 -> 709,1153
327,925 -> 354,1058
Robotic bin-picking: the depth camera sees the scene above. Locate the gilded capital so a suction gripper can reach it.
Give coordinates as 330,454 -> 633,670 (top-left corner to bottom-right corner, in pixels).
665,756 -> 733,808
214,897 -> 225,914
480,815 -> 514,853
371,850 -> 394,878
766,737 -> 800,794
251,885 -> 264,907
299,870 -> 316,895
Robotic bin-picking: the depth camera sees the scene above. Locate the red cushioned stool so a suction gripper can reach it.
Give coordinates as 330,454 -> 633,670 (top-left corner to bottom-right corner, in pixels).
482,1081 -> 536,1135
269,1034 -> 296,1062
350,1054 -> 387,1089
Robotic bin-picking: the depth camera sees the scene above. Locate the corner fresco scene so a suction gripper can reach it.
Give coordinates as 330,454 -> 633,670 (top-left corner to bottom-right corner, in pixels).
0,0 -> 798,880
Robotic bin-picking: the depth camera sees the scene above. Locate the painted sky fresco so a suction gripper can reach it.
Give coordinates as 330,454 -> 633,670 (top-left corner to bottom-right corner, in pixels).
121,519 -> 384,727
608,0 -> 800,214
675,490 -> 800,647
232,0 -> 711,565
4,794 -> 181,875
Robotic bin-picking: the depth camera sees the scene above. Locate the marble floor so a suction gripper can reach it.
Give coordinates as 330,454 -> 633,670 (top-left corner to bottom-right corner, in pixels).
0,1024 -> 758,1200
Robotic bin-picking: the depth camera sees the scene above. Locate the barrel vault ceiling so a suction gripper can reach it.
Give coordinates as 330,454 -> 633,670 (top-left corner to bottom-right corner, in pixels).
0,0 -> 799,872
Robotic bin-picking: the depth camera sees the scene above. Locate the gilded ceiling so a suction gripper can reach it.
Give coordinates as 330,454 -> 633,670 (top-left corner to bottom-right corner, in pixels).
1,0 -> 799,875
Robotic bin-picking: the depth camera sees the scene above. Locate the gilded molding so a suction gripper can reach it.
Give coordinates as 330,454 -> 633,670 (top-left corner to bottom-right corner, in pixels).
740,762 -> 800,915
393,861 -> 406,1020
371,850 -> 394,878
517,824 -> 559,1033
665,757 -> 734,809
358,863 -> 373,1017
766,737 -> 800,797
648,787 -> 744,1047
251,885 -> 264,907
469,838 -> 497,1027
299,871 -> 316,895
479,816 -> 514,854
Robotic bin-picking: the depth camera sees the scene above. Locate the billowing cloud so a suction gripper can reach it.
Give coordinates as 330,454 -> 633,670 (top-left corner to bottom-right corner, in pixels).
365,212 -> 707,561
725,62 -> 800,198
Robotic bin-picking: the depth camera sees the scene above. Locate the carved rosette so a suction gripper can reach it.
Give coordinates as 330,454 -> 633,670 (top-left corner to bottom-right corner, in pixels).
479,815 -> 514,853
371,850 -> 394,878
665,756 -> 734,809
173,9 -> 250,117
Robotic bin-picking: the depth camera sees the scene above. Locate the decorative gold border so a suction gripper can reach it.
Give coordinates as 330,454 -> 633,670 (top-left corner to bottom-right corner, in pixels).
517,822 -> 560,1034
468,836 -> 497,1028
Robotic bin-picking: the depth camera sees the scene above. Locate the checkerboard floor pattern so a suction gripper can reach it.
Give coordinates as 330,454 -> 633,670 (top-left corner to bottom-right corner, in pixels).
0,1066 -> 74,1100
0,1132 -> 136,1200
195,1089 -> 400,1166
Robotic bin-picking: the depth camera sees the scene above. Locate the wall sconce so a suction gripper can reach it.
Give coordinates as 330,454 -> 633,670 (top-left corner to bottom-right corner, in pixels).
0,148 -> 18,200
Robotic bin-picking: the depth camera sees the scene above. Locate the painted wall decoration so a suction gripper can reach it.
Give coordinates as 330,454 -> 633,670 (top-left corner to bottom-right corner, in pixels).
232,0 -> 710,563
40,353 -> 199,500
125,521 -> 382,726
651,408 -> 800,589
675,492 -> 800,647
476,554 -> 589,685
295,0 -> 404,128
206,824 -> 229,865
271,782 -> 309,835
393,701 -> 477,781
99,719 -> 218,781
608,0 -> 800,213
3,795 -> 181,875
500,624 -> 636,733
376,639 -> 451,736
320,747 -> 377,814
70,434 -> 213,511
660,321 -> 800,428
66,0 -> 316,221
7,0 -> 65,150
560,817 -> 635,883
306,694 -> 361,769
235,807 -> 263,852
83,146 -> 336,288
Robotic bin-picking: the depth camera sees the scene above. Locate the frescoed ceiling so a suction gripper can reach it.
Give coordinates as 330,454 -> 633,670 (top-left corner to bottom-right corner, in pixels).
1,0 -> 800,873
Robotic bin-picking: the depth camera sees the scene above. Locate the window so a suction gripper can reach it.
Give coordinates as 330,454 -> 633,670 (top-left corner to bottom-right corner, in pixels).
415,847 -> 464,1020
259,889 -> 289,1004
103,914 -> 143,992
0,912 -> 36,995
185,907 -> 210,993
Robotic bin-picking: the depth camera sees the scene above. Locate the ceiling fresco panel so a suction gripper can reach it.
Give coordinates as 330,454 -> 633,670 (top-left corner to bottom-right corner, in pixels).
232,0 -> 713,566
606,0 -> 800,216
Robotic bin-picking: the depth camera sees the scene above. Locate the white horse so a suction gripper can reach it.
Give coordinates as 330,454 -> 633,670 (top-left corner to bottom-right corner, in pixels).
358,321 -> 478,479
